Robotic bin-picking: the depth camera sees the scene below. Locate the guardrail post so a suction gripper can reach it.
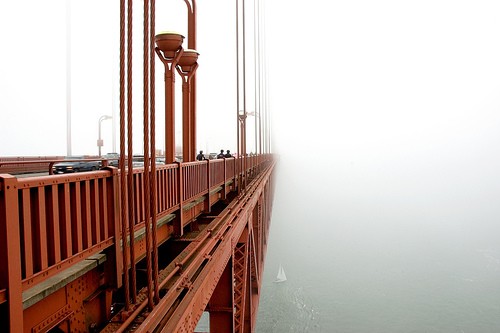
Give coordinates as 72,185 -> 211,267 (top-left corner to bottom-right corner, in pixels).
233,158 -> 237,194
204,160 -> 211,213
0,175 -> 23,332
222,158 -> 227,200
102,167 -> 123,289
237,157 -> 241,194
174,162 -> 184,237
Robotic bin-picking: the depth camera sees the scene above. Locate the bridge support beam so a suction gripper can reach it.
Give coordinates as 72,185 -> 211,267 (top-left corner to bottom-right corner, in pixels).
208,258 -> 234,332
234,228 -> 250,333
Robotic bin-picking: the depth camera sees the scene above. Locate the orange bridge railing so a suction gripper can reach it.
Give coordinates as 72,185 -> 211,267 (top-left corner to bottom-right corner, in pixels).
0,154 -> 272,330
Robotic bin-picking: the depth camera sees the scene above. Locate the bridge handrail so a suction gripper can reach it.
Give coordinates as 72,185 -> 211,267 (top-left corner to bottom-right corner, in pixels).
3,169 -> 119,291
0,154 -> 273,316
0,158 -> 64,175
0,158 -> 118,175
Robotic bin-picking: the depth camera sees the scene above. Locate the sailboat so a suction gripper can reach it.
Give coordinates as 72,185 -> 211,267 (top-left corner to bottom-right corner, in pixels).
274,264 -> 287,283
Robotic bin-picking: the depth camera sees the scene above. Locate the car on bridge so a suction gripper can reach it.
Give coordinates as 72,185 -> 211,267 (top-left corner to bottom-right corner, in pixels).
52,156 -> 101,174
131,155 -> 166,167
103,153 -> 120,167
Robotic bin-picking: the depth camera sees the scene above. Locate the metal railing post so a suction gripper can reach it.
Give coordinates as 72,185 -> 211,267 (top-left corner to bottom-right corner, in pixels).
0,175 -> 23,332
204,160 -> 211,213
174,163 -> 184,237
103,167 -> 123,289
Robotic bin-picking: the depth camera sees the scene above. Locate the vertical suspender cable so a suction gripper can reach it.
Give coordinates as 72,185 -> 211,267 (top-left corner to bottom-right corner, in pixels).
258,0 -> 264,154
119,0 -> 130,310
236,0 -> 240,194
266,1 -> 270,155
260,0 -> 265,154
253,0 -> 258,155
263,0 -> 268,154
150,0 -> 160,305
143,0 -> 154,311
242,0 -> 247,188
262,1 -> 268,154
127,0 -> 137,303
266,4 -> 271,155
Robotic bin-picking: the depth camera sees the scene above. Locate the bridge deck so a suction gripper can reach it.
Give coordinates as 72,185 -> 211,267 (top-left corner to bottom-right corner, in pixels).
0,155 -> 276,332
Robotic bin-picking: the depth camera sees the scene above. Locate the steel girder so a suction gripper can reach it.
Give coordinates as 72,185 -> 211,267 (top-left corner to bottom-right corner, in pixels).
120,160 -> 275,332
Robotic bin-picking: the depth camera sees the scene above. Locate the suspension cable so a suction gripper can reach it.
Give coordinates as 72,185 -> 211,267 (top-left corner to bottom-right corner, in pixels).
119,0 -> 130,310
143,0 -> 154,311
150,0 -> 160,305
127,0 -> 137,303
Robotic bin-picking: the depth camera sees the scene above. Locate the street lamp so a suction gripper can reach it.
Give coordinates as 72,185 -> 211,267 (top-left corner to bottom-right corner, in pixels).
154,31 -> 184,164
98,115 -> 112,157
176,49 -> 199,162
238,110 -> 260,155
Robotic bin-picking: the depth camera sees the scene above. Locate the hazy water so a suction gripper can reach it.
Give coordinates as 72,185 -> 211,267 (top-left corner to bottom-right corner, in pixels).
255,157 -> 500,332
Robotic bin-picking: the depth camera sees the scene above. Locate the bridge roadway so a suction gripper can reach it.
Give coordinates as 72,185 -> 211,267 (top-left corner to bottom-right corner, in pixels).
0,154 -> 276,332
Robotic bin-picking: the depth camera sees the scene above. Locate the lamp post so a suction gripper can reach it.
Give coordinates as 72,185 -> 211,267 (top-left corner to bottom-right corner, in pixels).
98,115 -> 112,157
176,49 -> 199,162
183,1 -> 197,162
238,110 -> 247,191
154,31 -> 184,164
246,111 -> 260,154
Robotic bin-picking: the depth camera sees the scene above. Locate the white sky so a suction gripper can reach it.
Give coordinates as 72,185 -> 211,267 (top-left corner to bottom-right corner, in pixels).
1,0 -> 500,164
0,0 -> 239,156
264,1 -> 500,271
267,0 -> 500,162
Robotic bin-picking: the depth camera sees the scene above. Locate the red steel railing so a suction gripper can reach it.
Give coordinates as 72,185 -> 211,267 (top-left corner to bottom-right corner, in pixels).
209,159 -> 225,188
0,157 -> 65,174
15,170 -> 119,290
0,155 -> 269,300
182,161 -> 208,203
153,164 -> 179,216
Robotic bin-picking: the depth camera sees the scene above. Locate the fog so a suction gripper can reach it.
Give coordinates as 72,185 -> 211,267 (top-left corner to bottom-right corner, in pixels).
257,0 -> 500,331
2,0 -> 500,331
0,0 -> 238,156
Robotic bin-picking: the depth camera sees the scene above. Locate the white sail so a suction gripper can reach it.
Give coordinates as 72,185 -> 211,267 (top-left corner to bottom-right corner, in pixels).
275,264 -> 287,283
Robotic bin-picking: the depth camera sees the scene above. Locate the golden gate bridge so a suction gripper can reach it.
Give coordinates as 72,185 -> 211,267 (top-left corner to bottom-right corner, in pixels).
0,0 -> 275,332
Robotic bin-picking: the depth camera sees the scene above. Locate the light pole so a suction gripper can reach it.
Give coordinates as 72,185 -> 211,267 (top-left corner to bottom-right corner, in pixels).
98,115 -> 112,157
176,49 -> 199,162
154,31 -> 184,164
237,109 -> 247,191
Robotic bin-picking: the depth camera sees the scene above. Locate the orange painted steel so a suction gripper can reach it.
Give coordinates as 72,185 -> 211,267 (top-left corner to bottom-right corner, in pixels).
13,169 -> 120,292
1,0 -> 272,331
177,51 -> 199,163
0,157 -> 121,176
0,157 -> 63,174
109,157 -> 275,333
0,155 -> 275,332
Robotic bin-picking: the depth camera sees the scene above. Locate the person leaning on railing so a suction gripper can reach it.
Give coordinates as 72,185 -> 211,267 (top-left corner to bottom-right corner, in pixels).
196,150 -> 206,161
